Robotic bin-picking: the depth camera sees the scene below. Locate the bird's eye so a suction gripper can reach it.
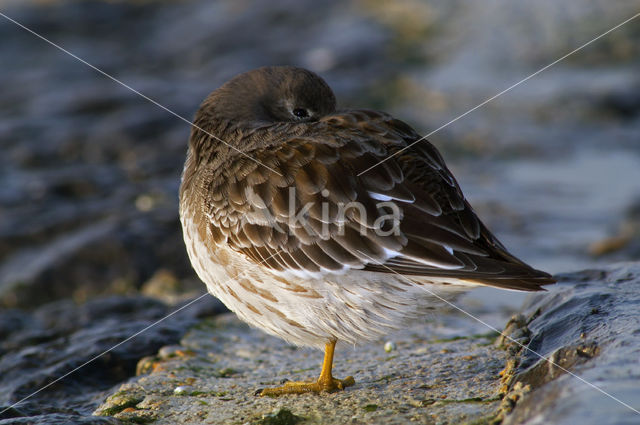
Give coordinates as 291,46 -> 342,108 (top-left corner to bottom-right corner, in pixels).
292,108 -> 309,118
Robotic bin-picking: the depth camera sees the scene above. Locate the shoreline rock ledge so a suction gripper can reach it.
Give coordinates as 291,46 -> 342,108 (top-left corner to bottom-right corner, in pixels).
94,263 -> 640,425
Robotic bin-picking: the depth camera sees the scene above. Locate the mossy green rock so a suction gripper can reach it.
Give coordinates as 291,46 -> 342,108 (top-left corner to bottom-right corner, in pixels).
94,308 -> 507,424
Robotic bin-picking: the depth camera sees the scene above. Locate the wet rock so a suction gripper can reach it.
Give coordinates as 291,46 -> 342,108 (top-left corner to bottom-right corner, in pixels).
0,414 -> 120,425
0,207 -> 194,309
501,263 -> 640,425
589,197 -> 640,259
141,269 -> 203,305
596,83 -> 640,120
0,294 -> 226,423
95,311 -> 506,425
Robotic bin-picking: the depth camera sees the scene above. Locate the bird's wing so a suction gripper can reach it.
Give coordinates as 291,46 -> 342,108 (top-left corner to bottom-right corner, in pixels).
202,110 -> 555,291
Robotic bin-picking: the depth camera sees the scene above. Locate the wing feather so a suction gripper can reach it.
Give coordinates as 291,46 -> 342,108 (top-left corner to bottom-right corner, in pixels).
199,110 -> 554,290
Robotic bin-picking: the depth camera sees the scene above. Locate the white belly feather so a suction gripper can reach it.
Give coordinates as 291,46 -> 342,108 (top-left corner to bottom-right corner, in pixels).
181,210 -> 473,349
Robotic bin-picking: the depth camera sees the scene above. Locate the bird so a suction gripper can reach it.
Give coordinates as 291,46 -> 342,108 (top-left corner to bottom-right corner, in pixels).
179,66 -> 555,396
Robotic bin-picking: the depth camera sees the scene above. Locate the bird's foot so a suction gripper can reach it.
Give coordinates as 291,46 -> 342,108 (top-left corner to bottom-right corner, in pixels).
258,375 -> 355,396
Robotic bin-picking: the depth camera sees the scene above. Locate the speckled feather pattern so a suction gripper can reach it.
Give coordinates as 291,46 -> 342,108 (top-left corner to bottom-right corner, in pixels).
179,66 -> 554,349
181,211 -> 473,349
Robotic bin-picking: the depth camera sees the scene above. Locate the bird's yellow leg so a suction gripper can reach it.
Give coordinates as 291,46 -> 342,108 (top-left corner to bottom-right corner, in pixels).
258,340 -> 355,396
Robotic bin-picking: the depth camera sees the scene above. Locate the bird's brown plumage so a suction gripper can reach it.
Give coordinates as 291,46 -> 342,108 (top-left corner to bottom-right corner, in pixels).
180,68 -> 554,292
179,66 -> 555,394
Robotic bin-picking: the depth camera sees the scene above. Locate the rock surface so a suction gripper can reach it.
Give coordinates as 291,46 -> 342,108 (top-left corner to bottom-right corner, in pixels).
0,294 -> 226,424
95,310 -> 506,425
93,263 -> 640,425
502,264 -> 640,425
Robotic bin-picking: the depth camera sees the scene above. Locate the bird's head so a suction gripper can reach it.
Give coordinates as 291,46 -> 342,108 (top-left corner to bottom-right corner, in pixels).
196,66 -> 337,128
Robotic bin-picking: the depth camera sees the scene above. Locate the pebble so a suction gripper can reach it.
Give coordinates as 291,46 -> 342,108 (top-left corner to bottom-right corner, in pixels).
173,385 -> 192,395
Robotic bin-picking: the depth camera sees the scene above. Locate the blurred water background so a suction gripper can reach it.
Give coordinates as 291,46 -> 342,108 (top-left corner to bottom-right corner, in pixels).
0,0 -> 639,422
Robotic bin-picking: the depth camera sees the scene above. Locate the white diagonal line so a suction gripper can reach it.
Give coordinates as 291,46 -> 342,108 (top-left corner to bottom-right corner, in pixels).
0,292 -> 210,416
0,11 -> 282,177
0,248 -> 283,415
355,249 -> 640,416
3,3 -> 639,417
357,11 -> 640,177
